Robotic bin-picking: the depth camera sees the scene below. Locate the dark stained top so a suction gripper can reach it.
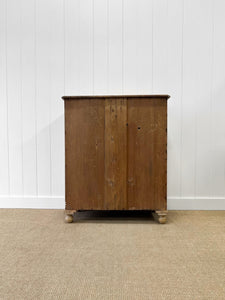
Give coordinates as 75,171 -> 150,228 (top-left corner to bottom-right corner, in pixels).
62,95 -> 170,100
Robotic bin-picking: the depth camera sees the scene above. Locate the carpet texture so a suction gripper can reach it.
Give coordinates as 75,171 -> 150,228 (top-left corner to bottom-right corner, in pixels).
0,209 -> 225,300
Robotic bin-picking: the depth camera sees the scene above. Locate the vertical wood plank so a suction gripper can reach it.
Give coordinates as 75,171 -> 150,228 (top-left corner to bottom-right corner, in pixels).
21,0 -> 37,195
108,0 -> 123,94
65,99 -> 105,210
104,98 -> 127,209
0,0 -> 9,194
7,0 -> 23,194
127,98 -> 167,210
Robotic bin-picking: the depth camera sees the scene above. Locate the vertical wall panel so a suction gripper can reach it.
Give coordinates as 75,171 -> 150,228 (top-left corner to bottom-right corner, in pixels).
7,0 -> 23,194
21,0 -> 37,195
181,1 -> 198,197
195,0 -> 213,197
181,0 -> 215,198
36,0 -> 51,195
65,0 -> 80,95
0,0 -> 9,194
93,0 -> 108,94
123,0 -> 138,94
136,0 -> 153,94
211,0 -> 225,197
152,0 -> 168,94
167,0 -> 183,198
79,0 -> 93,95
50,0 -> 65,196
108,0 -> 123,94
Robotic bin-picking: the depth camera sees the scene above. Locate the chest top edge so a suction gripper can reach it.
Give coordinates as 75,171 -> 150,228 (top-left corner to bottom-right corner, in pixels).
62,95 -> 170,100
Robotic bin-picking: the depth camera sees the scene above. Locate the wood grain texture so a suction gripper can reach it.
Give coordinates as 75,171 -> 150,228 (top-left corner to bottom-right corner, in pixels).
104,98 -> 127,209
127,98 -> 167,210
65,99 -> 105,210
64,96 -> 168,212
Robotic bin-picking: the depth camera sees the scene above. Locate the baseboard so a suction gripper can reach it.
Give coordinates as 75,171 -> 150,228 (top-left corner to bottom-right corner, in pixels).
167,197 -> 225,210
0,196 -> 224,210
0,196 -> 64,209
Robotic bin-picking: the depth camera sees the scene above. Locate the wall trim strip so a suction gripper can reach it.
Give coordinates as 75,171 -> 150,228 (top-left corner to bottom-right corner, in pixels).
0,196 -> 224,210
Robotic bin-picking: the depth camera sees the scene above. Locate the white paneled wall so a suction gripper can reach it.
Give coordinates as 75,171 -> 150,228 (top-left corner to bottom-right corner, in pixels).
0,0 -> 225,209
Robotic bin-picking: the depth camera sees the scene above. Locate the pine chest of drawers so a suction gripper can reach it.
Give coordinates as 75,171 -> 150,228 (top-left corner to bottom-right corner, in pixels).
62,95 -> 170,224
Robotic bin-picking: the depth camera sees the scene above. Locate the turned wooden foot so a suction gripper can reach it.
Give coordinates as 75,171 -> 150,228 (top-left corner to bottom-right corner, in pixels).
64,210 -> 76,223
153,210 -> 168,224
65,214 -> 73,223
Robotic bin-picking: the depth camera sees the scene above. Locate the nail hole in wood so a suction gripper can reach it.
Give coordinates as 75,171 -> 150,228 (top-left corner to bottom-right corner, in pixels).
138,127 -> 141,130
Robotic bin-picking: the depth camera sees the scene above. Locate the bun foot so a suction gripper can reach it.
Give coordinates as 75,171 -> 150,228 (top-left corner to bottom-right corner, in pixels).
158,215 -> 167,224
65,214 -> 73,223
64,210 -> 76,223
153,210 -> 168,224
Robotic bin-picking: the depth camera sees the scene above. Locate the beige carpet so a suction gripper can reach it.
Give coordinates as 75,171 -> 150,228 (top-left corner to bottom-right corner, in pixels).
0,209 -> 225,300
